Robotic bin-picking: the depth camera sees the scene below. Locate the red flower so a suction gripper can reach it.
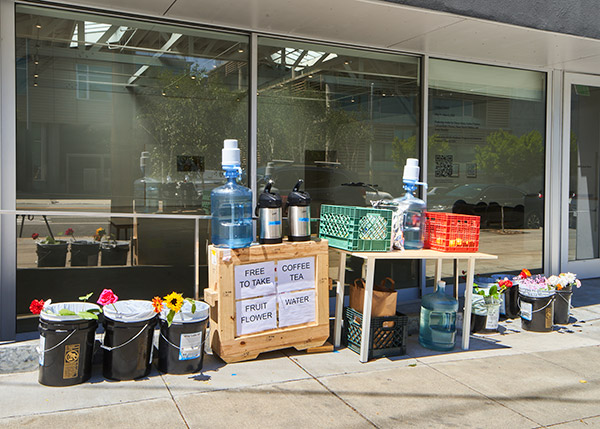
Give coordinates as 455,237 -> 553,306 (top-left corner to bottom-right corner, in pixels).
29,299 -> 45,315
31,233 -> 39,240
519,269 -> 531,279
152,296 -> 163,313
97,289 -> 118,306
65,228 -> 74,236
498,279 -> 513,289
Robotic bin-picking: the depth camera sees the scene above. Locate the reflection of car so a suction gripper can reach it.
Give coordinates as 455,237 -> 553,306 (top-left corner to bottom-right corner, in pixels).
259,164 -> 388,217
428,183 -> 526,228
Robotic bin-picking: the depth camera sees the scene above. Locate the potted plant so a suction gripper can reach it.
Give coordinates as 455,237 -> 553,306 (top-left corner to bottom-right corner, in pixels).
95,227 -> 130,266
66,228 -> 100,267
30,292 -> 101,386
547,272 -> 581,324
32,232 -> 68,267
471,278 -> 512,333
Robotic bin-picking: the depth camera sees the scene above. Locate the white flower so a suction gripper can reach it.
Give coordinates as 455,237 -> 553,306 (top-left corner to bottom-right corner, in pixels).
547,275 -> 560,287
561,272 -> 577,285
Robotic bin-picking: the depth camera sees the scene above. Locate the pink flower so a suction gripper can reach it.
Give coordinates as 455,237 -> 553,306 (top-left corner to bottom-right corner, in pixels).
575,279 -> 581,288
65,228 -> 74,236
97,289 -> 118,306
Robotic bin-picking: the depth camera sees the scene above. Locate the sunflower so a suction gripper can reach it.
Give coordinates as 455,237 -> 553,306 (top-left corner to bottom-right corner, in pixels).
164,292 -> 184,313
152,296 -> 163,313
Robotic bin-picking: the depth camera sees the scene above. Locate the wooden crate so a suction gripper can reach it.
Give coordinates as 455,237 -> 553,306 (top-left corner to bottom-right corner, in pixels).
205,240 -> 330,363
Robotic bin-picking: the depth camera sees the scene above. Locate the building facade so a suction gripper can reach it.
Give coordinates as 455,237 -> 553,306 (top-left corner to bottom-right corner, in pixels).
1,0 -> 600,340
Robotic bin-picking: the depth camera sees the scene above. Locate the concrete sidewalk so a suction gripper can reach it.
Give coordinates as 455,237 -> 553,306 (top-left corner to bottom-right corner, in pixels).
1,281 -> 600,428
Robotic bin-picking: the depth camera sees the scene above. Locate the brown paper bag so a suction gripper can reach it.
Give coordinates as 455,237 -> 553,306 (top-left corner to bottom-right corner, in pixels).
349,277 -> 398,317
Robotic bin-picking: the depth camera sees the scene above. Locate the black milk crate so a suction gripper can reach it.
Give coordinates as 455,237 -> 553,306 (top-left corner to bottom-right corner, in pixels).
343,306 -> 408,360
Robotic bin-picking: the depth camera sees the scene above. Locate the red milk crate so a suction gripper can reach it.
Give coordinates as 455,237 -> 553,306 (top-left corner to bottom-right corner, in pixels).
424,212 -> 480,252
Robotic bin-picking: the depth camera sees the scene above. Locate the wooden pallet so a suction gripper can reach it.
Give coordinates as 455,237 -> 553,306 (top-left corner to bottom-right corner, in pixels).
205,240 -> 330,363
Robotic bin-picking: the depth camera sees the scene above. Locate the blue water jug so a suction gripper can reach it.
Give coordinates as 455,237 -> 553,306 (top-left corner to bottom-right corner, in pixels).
419,281 -> 458,351
211,139 -> 253,248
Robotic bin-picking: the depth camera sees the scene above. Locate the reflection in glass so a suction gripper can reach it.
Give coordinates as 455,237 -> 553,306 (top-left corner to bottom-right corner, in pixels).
16,6 -> 249,214
16,214 -> 201,333
257,38 -> 421,291
427,59 -> 546,277
569,84 -> 600,261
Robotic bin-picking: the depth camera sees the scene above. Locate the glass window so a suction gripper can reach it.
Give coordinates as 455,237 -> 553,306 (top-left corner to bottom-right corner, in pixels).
16,6 -> 249,214
257,37 -> 421,294
427,59 -> 546,278
14,5 -> 247,332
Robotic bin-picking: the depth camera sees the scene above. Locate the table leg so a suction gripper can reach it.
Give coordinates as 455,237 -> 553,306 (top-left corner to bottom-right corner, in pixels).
454,259 -> 460,299
462,258 -> 475,350
334,251 -> 347,348
359,257 -> 375,363
434,259 -> 443,290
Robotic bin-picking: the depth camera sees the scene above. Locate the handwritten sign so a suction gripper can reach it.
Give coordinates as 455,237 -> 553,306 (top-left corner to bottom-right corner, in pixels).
236,295 -> 277,335
277,289 -> 316,328
235,261 -> 276,300
276,257 -> 315,293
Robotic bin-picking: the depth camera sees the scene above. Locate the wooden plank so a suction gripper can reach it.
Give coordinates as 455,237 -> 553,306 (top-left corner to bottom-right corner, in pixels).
203,288 -> 218,306
305,342 -> 334,353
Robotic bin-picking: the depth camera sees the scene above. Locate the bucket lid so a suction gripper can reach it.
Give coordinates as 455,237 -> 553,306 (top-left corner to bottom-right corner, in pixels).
40,302 -> 101,322
159,300 -> 209,323
287,179 -> 311,206
103,300 -> 156,322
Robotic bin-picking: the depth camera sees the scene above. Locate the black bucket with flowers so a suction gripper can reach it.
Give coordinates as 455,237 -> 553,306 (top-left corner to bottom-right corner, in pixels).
94,227 -> 130,266
548,272 -> 581,324
32,232 -> 68,267
518,275 -> 555,332
154,292 -> 210,374
66,228 -> 100,267
31,293 -> 101,386
98,289 -> 158,380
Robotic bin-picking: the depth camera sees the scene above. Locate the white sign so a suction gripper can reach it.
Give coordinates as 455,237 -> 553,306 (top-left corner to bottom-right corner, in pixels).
179,331 -> 203,361
236,295 -> 277,335
277,289 -> 316,328
277,257 -> 315,293
521,301 -> 532,321
235,261 -> 277,300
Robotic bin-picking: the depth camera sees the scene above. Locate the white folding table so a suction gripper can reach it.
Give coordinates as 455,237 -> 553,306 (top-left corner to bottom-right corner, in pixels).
332,248 -> 498,362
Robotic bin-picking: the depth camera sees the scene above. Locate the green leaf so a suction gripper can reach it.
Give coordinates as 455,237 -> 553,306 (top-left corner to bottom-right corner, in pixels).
79,292 -> 94,302
58,309 -> 77,316
76,311 -> 98,320
87,308 -> 101,314
167,310 -> 175,327
490,285 -> 498,295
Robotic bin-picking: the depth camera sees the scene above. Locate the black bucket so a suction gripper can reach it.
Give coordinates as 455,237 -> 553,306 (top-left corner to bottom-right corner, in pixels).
38,303 -> 100,387
554,289 -> 573,324
102,314 -> 157,380
504,284 -> 520,319
471,300 -> 500,334
70,241 -> 100,266
158,300 -> 209,374
519,292 -> 555,332
36,242 -> 68,267
100,242 -> 129,266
